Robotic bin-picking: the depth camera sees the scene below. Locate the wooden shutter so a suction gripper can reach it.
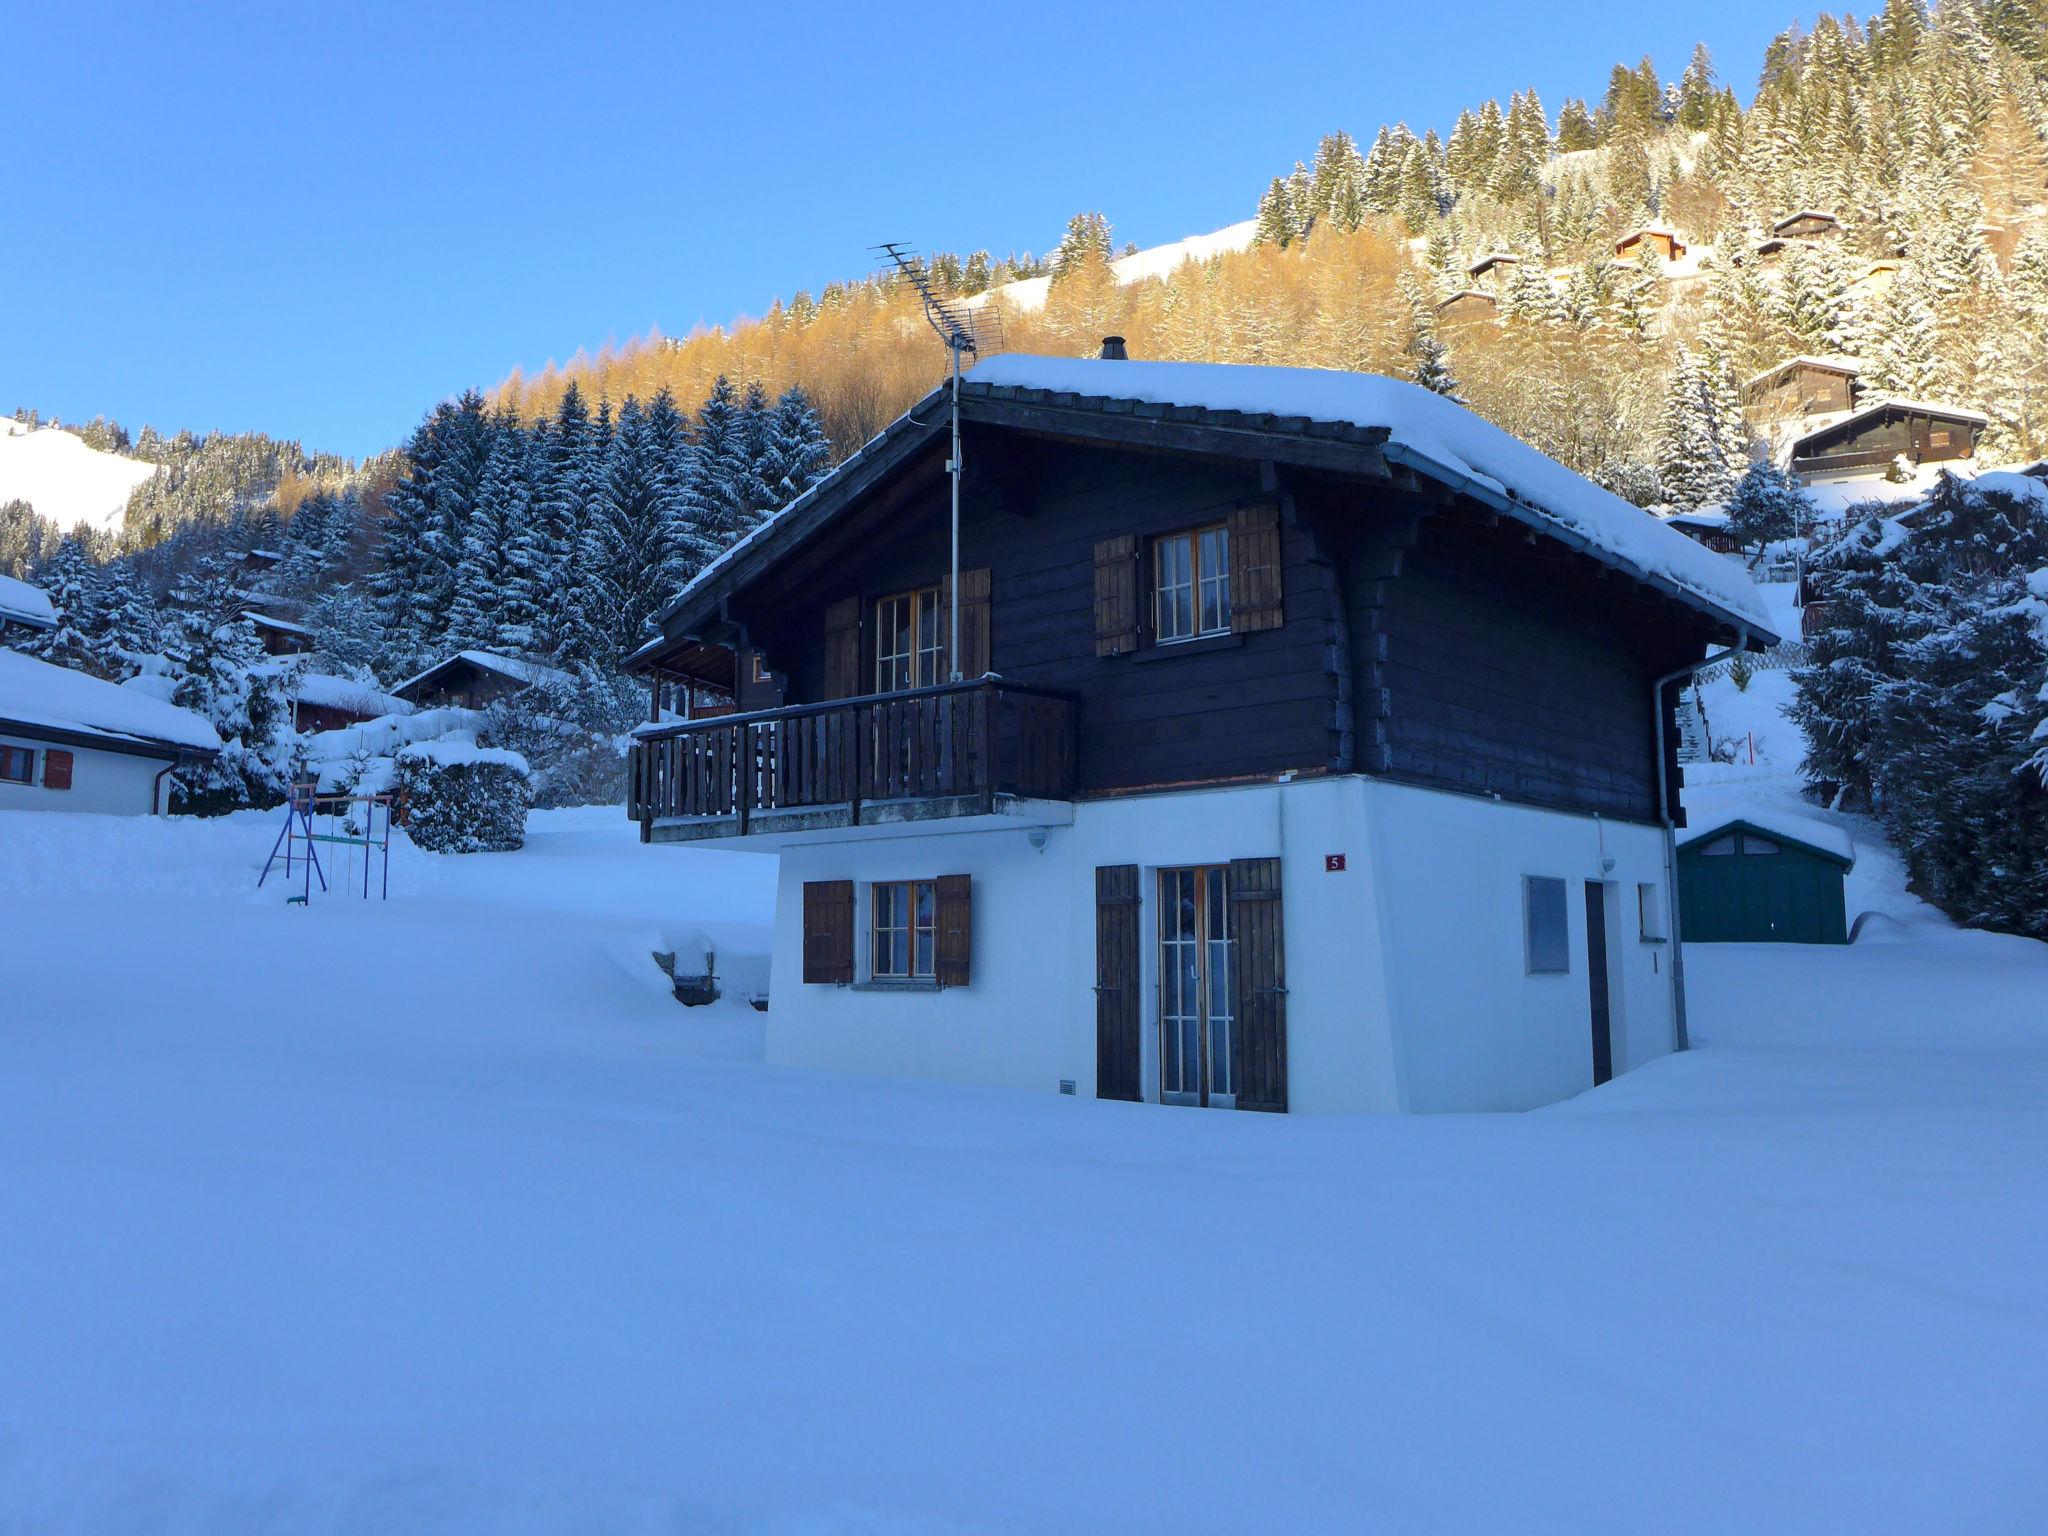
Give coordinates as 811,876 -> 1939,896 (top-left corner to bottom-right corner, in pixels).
1229,503 -> 1284,632
822,596 -> 862,699
801,879 -> 854,984
41,749 -> 73,791
935,874 -> 972,987
941,567 -> 992,680
1094,864 -> 1142,1101
1093,536 -> 1140,656
1229,856 -> 1288,1112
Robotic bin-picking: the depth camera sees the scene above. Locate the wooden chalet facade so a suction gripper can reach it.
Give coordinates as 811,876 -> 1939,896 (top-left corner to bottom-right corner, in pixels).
627,354 -> 1774,1115
1433,290 -> 1498,326
1615,227 -> 1685,262
1743,357 -> 1863,424
1786,400 -> 1986,483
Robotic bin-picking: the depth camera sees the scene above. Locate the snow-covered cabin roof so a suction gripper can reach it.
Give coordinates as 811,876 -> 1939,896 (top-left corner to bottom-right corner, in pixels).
643,356 -> 1778,656
251,662 -> 411,718
1770,210 -> 1840,233
1467,252 -> 1519,276
243,611 -> 311,636
1742,355 -> 1864,392
1663,508 -> 1732,530
1434,289 -> 1498,312
0,648 -> 220,755
0,573 -> 57,632
391,649 -> 572,700
1678,799 -> 1855,866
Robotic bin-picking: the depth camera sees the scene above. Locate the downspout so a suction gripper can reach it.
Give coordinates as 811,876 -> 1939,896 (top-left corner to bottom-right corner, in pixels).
152,762 -> 176,817
1653,627 -> 1747,1052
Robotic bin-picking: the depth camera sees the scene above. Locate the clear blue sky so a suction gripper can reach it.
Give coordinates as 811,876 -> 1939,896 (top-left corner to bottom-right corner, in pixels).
4,0 -> 1808,459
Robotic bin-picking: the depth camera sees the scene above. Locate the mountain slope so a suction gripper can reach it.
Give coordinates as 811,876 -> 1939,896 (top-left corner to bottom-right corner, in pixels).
0,421 -> 157,535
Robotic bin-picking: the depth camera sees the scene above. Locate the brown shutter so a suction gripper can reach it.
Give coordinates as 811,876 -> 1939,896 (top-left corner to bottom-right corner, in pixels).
1093,536 -> 1140,656
935,873 -> 972,987
822,597 -> 862,699
945,567 -> 992,679
1228,856 -> 1287,1112
42,749 -> 73,791
1094,864 -> 1142,1101
802,879 -> 854,984
1228,503 -> 1284,632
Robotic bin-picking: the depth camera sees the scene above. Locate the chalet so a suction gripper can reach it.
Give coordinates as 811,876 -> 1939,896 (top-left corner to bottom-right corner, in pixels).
244,610 -> 314,657
258,665 -> 409,734
624,351 -> 1776,1115
1742,356 -> 1864,425
1661,508 -> 1743,555
1770,211 -> 1842,242
1615,226 -> 1685,263
391,649 -> 571,711
1847,259 -> 1901,303
0,573 -> 58,640
1785,399 -> 1986,484
1465,252 -> 1520,290
1433,290 -> 1498,326
0,648 -> 218,815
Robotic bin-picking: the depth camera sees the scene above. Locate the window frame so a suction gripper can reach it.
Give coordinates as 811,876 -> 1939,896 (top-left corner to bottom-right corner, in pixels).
1152,524 -> 1231,644
0,745 -> 33,785
1637,881 -> 1666,942
869,878 -> 939,982
873,585 -> 944,694
1523,875 -> 1571,975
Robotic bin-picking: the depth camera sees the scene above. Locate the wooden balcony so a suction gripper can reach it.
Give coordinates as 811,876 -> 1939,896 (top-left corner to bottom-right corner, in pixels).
628,678 -> 1078,843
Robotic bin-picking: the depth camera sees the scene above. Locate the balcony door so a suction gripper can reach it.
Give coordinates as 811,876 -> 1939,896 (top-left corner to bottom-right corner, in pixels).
1158,866 -> 1234,1108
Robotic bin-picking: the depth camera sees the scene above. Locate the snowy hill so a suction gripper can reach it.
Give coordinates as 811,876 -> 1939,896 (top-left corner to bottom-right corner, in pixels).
0,420 -> 157,536
972,219 -> 1260,315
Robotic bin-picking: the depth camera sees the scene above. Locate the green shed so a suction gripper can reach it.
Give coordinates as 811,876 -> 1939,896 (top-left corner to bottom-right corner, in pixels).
1677,808 -> 1856,945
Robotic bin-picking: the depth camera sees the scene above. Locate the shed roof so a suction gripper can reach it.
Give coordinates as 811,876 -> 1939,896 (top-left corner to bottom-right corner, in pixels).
1678,800 -> 1856,866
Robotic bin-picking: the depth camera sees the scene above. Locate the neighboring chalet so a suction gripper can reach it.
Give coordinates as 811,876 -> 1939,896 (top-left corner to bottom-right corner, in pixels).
244,610 -> 314,656
1661,508 -> 1743,556
1615,226 -> 1685,262
391,650 -> 571,711
258,665 -> 409,734
0,648 -> 218,815
1743,356 -> 1864,425
0,573 -> 58,641
1465,252 -> 1520,291
1784,399 -> 1987,484
1433,290 -> 1498,326
624,352 -> 1776,1115
1770,210 -> 1842,242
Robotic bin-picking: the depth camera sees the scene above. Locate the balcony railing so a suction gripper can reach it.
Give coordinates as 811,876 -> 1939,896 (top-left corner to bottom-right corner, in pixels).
628,678 -> 1077,837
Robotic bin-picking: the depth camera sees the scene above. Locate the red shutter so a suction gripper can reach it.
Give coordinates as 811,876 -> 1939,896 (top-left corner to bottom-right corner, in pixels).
802,879 -> 855,984
42,749 -> 74,791
1093,536 -> 1140,656
1228,503 -> 1284,632
935,874 -> 972,987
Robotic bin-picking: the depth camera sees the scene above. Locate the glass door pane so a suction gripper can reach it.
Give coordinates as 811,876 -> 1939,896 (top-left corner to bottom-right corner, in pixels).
1206,869 -> 1234,1101
1159,868 -> 1200,1100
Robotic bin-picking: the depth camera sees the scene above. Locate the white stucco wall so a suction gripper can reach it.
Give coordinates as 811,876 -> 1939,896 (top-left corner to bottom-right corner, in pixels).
0,733 -> 174,815
754,777 -> 1676,1113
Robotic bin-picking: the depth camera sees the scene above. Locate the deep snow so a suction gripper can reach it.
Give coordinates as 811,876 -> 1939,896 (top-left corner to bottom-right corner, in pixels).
2,783 -> 2046,1530
0,420 -> 157,535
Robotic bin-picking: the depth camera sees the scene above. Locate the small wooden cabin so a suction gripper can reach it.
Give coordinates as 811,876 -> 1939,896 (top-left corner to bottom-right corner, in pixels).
1615,227 -> 1685,262
244,611 -> 314,657
1678,811 -> 1853,944
1743,357 -> 1863,423
1466,253 -> 1519,290
1434,290 -> 1498,325
1662,510 -> 1743,555
391,650 -> 570,711
1770,211 -> 1842,241
1787,401 -> 1986,483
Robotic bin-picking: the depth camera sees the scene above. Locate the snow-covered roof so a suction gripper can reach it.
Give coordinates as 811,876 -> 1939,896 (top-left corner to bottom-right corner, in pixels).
391,649 -> 572,699
1789,398 -> 1990,453
0,648 -> 219,754
1436,289 -> 1497,309
1948,470 -> 2048,508
1742,355 -> 1864,391
1616,225 -> 1682,245
1771,210 -> 1840,232
245,547 -> 284,562
1663,508 -> 1731,530
243,611 -> 311,635
1467,252 -> 1520,273
0,573 -> 57,631
398,734 -> 531,775
1678,799 -> 1856,865
251,663 -> 411,718
962,356 -> 1775,637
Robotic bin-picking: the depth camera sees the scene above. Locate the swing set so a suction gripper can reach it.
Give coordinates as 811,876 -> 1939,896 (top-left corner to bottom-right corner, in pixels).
257,783 -> 400,904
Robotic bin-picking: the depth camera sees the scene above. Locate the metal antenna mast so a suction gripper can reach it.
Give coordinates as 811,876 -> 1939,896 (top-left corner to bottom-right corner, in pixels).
873,243 -> 1003,681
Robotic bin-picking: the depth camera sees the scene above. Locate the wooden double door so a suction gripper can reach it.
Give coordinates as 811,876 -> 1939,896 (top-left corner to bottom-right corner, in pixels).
1095,857 -> 1286,1112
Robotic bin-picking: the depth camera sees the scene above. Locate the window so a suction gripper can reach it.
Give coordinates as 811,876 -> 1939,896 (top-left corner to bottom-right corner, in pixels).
1699,830 -> 1779,857
1524,876 -> 1570,974
1698,834 -> 1739,857
875,586 -> 944,693
1153,525 -> 1230,642
1638,882 -> 1664,941
751,652 -> 773,684
871,879 -> 938,980
1741,834 -> 1781,856
0,746 -> 33,785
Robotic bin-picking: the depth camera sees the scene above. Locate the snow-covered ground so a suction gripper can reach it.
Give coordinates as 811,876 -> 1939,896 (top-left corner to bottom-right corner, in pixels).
0,419 -> 157,535
4,760 -> 2047,1530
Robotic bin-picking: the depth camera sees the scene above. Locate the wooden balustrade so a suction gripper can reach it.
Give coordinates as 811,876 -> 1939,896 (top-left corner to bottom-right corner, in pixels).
627,679 -> 1076,833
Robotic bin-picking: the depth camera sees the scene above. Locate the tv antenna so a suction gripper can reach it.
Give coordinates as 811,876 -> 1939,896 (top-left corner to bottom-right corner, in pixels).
874,242 -> 1004,682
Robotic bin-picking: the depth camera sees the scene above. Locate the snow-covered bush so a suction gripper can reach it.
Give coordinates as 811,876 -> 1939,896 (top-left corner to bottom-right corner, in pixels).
396,737 -> 532,853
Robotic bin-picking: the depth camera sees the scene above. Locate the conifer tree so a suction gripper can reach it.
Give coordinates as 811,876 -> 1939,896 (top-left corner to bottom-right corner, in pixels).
24,538 -> 98,672
1398,276 -> 1464,400
1253,178 -> 1297,248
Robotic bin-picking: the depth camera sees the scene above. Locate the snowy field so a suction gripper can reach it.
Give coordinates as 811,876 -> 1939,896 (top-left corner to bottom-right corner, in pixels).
4,786 -> 2047,1531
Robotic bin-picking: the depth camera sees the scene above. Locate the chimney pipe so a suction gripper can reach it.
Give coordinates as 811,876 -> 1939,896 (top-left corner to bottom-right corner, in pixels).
1099,335 -> 1128,361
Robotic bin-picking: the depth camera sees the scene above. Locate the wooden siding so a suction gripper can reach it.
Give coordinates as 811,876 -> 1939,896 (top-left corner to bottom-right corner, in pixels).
1747,365 -> 1856,422
1352,513 -> 1684,822
1794,407 -> 1981,477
